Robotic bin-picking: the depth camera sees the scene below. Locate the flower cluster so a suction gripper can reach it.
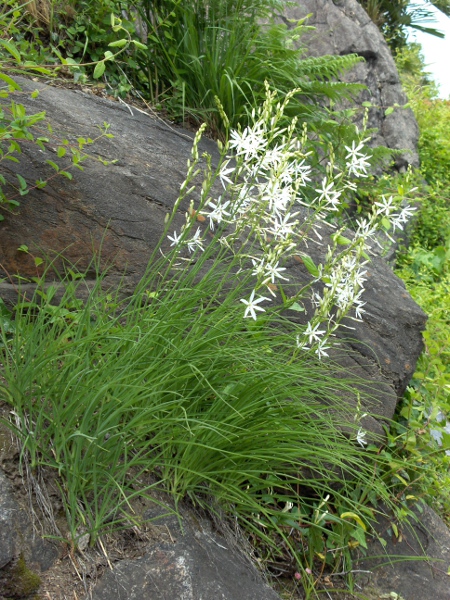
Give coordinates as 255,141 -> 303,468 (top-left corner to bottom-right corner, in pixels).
167,86 -> 416,363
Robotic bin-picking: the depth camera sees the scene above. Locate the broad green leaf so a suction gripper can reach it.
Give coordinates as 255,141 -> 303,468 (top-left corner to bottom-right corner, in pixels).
288,302 -> 305,312
331,233 -> 352,245
385,106 -> 394,116
65,57 -> 79,66
133,40 -> 148,50
93,61 -> 106,79
301,255 -> 319,277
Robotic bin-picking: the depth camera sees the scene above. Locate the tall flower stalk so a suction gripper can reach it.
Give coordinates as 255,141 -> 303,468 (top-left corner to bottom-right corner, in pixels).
167,84 -> 416,359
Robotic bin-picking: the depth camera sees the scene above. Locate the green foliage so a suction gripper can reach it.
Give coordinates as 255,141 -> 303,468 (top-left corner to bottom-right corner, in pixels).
391,43 -> 450,524
0,3 -> 433,595
7,0 -> 366,140
127,0 -> 365,133
0,238 -> 390,571
0,75 -> 115,220
0,8 -> 137,220
0,90 -> 409,596
358,0 -> 450,51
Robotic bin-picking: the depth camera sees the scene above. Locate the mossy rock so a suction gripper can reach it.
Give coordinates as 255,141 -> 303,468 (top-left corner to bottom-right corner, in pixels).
0,554 -> 41,598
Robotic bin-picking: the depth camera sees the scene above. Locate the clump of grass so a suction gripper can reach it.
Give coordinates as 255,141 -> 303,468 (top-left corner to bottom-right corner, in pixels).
0,86 -> 413,595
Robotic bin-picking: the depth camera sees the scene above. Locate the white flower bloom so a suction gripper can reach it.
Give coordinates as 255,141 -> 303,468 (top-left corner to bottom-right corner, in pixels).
354,299 -> 366,319
240,290 -> 271,320
187,228 -> 204,253
219,162 -> 235,189
229,125 -> 267,160
260,145 -> 285,171
346,154 -> 371,178
304,321 -> 326,345
268,214 -> 297,240
206,199 -> 231,230
314,178 -> 342,211
257,179 -> 292,217
344,140 -> 365,160
251,258 -> 266,278
263,261 -> 289,284
356,428 -> 368,447
374,195 -> 395,217
396,204 -> 417,225
315,340 -> 331,360
168,230 -> 182,247
355,217 -> 377,239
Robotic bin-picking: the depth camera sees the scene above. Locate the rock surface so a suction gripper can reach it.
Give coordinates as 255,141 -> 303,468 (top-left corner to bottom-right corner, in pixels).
0,462 -> 281,600
0,471 -> 15,570
279,0 -> 420,169
0,78 -> 426,433
355,502 -> 450,600
87,507 -> 280,600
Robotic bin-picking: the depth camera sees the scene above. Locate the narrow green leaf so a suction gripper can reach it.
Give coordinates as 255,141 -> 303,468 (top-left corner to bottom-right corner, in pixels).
0,73 -> 21,90
16,174 -> 27,190
46,160 -> 60,172
108,39 -> 128,48
0,39 -> 21,62
301,255 -> 319,277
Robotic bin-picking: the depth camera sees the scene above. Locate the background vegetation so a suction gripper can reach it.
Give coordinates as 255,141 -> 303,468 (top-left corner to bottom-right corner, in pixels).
359,0 -> 450,50
391,43 -> 450,524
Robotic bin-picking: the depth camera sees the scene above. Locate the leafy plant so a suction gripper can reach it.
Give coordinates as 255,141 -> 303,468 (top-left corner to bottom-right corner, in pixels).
0,9 -> 144,221
390,43 -> 450,525
358,0 -> 450,50
0,74 -> 115,220
0,87 -> 413,596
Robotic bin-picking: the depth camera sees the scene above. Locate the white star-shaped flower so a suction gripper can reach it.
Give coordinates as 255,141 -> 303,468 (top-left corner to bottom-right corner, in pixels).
240,290 -> 270,320
168,230 -> 182,247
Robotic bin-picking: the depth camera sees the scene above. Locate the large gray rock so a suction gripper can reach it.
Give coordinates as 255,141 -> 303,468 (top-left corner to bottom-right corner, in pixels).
0,78 -> 426,434
0,470 -> 15,569
355,502 -> 450,600
279,0 -> 420,169
88,508 -> 281,600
